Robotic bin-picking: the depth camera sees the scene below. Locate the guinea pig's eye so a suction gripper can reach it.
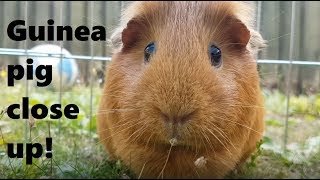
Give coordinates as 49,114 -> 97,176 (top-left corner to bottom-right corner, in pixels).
209,45 -> 222,68
144,42 -> 156,63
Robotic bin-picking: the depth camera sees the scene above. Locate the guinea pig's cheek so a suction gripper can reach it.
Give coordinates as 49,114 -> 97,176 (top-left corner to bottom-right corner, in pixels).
218,73 -> 238,97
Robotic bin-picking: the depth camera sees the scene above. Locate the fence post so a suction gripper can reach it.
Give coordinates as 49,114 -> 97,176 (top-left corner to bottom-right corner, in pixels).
89,1 -> 94,137
24,1 -> 29,145
283,1 -> 296,153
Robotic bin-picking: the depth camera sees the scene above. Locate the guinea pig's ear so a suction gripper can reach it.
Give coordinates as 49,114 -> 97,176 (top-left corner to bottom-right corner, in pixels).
121,18 -> 146,50
226,17 -> 251,48
226,17 -> 267,53
110,17 -> 147,52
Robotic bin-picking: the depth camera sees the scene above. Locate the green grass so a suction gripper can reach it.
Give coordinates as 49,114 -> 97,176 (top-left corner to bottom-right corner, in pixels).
0,131 -> 134,179
0,81 -> 320,178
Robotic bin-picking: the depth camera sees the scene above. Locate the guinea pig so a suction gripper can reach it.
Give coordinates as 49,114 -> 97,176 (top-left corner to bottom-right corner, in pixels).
97,1 -> 267,179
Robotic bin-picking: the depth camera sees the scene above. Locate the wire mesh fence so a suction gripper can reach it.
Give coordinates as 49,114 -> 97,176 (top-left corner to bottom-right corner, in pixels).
0,1 -> 319,178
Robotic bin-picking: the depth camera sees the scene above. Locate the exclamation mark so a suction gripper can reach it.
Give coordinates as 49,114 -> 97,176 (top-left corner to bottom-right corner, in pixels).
46,137 -> 52,158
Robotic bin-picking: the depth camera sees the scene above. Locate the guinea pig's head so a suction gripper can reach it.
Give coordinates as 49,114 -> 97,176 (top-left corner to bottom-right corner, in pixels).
107,1 -> 266,151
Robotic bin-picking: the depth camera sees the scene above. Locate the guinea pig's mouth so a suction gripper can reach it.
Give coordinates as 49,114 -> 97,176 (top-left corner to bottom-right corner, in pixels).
159,134 -> 193,148
146,129 -> 204,152
158,138 -> 191,149
156,121 -> 197,148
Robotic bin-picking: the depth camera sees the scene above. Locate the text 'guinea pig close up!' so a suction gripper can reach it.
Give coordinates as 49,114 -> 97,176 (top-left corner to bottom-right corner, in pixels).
97,1 -> 267,179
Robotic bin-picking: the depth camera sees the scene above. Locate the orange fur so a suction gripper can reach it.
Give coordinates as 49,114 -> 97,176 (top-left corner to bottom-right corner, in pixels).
97,1 -> 266,178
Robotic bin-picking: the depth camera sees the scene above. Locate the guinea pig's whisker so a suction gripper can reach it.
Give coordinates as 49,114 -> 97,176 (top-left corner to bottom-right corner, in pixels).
94,111 -> 133,116
145,132 -> 155,150
266,33 -> 291,43
133,123 -> 154,146
133,124 -> 155,145
97,112 -> 143,132
182,145 -> 196,175
258,71 -> 280,76
202,128 -> 215,152
204,126 -> 232,158
98,121 -> 138,138
217,102 -> 265,109
198,129 -> 211,154
195,129 -> 203,156
192,161 -> 201,178
219,42 -> 247,48
96,119 -> 138,133
126,121 -> 149,145
189,127 -> 200,157
227,104 -> 265,109
129,120 -> 156,145
218,118 -> 263,136
196,130 -> 204,156
183,126 -> 192,152
96,121 -> 146,145
110,119 -> 144,131
157,143 -> 174,179
99,92 -> 138,98
106,119 -> 135,131
138,161 -> 147,179
181,148 -> 195,177
204,121 -> 237,151
97,94 -> 127,98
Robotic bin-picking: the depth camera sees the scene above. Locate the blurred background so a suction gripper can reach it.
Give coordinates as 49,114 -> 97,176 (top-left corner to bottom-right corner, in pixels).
0,1 -> 319,178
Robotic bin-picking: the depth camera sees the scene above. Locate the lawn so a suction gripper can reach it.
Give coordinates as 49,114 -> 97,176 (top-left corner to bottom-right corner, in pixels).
0,81 -> 319,178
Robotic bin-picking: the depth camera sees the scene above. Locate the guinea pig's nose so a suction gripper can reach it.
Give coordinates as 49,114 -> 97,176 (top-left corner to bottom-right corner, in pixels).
160,110 -> 196,125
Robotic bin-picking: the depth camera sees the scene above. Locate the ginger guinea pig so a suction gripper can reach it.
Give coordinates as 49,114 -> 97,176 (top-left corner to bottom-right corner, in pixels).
97,1 -> 266,178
